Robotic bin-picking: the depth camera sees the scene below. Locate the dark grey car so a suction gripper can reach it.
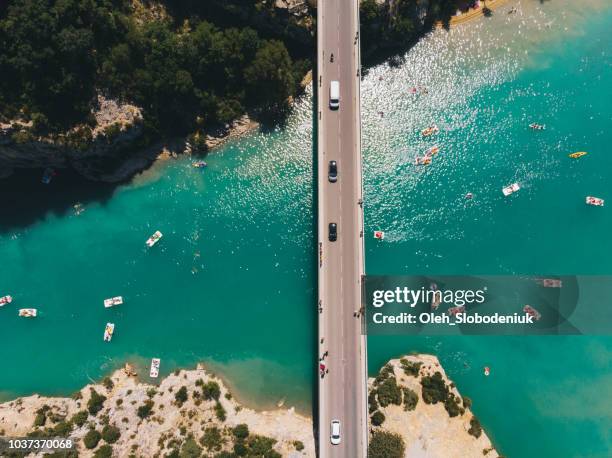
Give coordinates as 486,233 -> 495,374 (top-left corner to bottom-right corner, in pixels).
328,160 -> 338,182
328,223 -> 337,242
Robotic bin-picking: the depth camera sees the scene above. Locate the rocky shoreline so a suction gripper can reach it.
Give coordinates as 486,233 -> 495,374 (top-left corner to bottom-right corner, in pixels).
0,354 -> 500,457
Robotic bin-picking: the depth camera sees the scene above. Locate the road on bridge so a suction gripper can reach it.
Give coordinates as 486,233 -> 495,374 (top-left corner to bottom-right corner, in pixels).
317,0 -> 367,457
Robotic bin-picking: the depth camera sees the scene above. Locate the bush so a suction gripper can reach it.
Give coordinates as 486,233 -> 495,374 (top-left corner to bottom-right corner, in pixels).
102,377 -> 114,391
400,358 -> 422,377
137,400 -> 154,419
200,426 -> 223,451
293,440 -> 304,451
368,390 -> 379,413
246,435 -> 277,456
402,387 -> 418,411
84,429 -> 102,449
370,410 -> 385,426
368,431 -> 405,458
444,393 -> 464,417
71,410 -> 89,427
179,437 -> 202,458
52,421 -> 73,437
34,412 -> 46,427
373,364 -> 394,386
175,386 -> 188,406
214,402 -> 226,422
232,424 -> 249,440
202,381 -> 221,401
101,424 -> 121,444
87,389 -> 107,416
421,372 -> 449,405
233,441 -> 247,456
468,416 -> 483,438
376,377 -> 402,407
462,396 -> 472,409
93,444 -> 113,458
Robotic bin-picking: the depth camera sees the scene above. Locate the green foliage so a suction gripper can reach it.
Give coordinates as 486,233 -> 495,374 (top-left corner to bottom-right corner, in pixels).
368,390 -> 379,414
101,424 -> 121,444
421,372 -> 449,405
444,393 -> 464,417
93,445 -> 113,458
34,412 -> 46,427
201,381 -> 221,401
245,435 -> 279,457
399,358 -> 422,377
468,416 -> 483,438
137,399 -> 154,419
87,389 -> 107,416
175,386 -> 188,406
70,411 -> 89,428
376,377 -> 403,407
402,387 -> 419,411
179,437 -> 202,458
368,431 -> 406,458
51,421 -> 73,437
102,376 -> 114,391
373,364 -> 394,386
463,396 -> 473,409
84,429 -> 102,449
244,40 -> 294,109
232,424 -> 249,440
293,440 -> 304,451
370,410 -> 386,426
200,426 -> 224,451
214,401 -> 226,422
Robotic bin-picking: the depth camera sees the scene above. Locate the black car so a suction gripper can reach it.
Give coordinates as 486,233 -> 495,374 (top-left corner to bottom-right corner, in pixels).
328,222 -> 337,242
328,160 -> 338,183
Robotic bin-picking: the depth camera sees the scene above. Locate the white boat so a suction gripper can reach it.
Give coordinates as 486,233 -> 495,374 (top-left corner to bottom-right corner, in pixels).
150,358 -> 161,378
146,231 -> 163,247
373,231 -> 385,240
586,196 -> 604,207
192,161 -> 207,168
529,123 -> 546,130
523,305 -> 541,321
502,183 -> 520,196
19,308 -> 37,317
104,323 -> 115,342
104,296 -> 123,308
0,295 -> 13,306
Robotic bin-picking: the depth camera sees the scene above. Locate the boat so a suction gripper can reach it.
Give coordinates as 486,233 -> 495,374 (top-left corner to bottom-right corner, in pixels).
103,323 -> 115,342
465,192 -> 474,199
502,183 -> 520,196
447,306 -> 465,316
430,283 -> 441,311
192,161 -> 207,168
529,123 -> 546,130
539,278 -> 562,288
104,296 -> 123,308
523,305 -> 541,321
415,155 -> 432,166
421,125 -> 439,137
424,145 -> 440,157
0,295 -> 13,306
586,196 -> 604,207
19,308 -> 37,317
568,151 -> 587,159
150,358 -> 160,378
146,230 -> 163,247
484,366 -> 490,376
373,231 -> 385,240
42,168 -> 56,184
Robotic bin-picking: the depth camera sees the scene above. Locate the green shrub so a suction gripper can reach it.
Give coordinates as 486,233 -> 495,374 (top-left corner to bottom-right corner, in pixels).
232,424 -> 249,440
400,358 -> 422,377
202,381 -> 221,401
421,372 -> 449,405
71,410 -> 88,427
214,402 -> 226,422
200,426 -> 223,451
444,393 -> 464,417
101,377 -> 114,391
246,435 -> 277,456
137,400 -> 154,419
370,410 -> 385,426
376,377 -> 402,407
87,389 -> 107,415
175,386 -> 188,406
52,421 -> 73,437
373,364 -> 394,386
368,431 -> 405,458
402,387 -> 419,411
368,390 -> 379,413
468,416 -> 483,438
179,437 -> 202,458
233,441 -> 247,456
93,444 -> 113,458
462,396 -> 472,409
34,412 -> 46,427
293,440 -> 304,451
84,429 -> 102,449
102,424 -> 121,444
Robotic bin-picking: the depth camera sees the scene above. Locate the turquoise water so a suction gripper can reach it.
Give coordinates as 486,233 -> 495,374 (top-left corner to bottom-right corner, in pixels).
1,0 -> 611,456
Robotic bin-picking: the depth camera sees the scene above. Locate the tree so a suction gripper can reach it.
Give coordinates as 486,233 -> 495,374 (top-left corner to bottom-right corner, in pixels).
84,429 -> 102,449
376,377 -> 402,407
87,389 -> 107,416
468,416 -> 483,438
101,424 -> 121,444
201,381 -> 221,401
175,386 -> 188,406
179,437 -> 202,458
244,40 -> 294,109
368,431 -> 405,458
200,426 -> 223,451
370,410 -> 386,426
137,399 -> 154,419
93,444 -> 113,458
70,410 -> 89,427
402,387 -> 418,411
232,424 -> 249,440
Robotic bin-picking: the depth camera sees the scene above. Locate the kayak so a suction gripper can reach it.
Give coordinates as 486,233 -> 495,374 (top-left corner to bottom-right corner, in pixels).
568,152 -> 587,159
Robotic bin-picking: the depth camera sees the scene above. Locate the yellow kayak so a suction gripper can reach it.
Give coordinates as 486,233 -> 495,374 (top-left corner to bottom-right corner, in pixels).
569,152 -> 587,158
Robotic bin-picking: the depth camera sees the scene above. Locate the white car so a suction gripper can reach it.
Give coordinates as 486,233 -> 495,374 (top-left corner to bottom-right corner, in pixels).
330,419 -> 341,445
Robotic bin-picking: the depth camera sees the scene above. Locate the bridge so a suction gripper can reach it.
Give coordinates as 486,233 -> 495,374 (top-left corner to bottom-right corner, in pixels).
316,0 -> 368,456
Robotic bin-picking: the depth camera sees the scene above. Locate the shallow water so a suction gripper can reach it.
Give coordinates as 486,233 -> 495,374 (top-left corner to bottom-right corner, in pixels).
1,0 -> 611,455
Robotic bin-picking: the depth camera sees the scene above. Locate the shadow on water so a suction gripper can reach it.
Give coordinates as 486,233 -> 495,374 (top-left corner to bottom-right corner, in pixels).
0,168 -> 116,231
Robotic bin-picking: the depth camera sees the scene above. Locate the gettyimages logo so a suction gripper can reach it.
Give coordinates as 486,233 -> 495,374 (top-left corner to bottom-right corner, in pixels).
363,276 -> 612,336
